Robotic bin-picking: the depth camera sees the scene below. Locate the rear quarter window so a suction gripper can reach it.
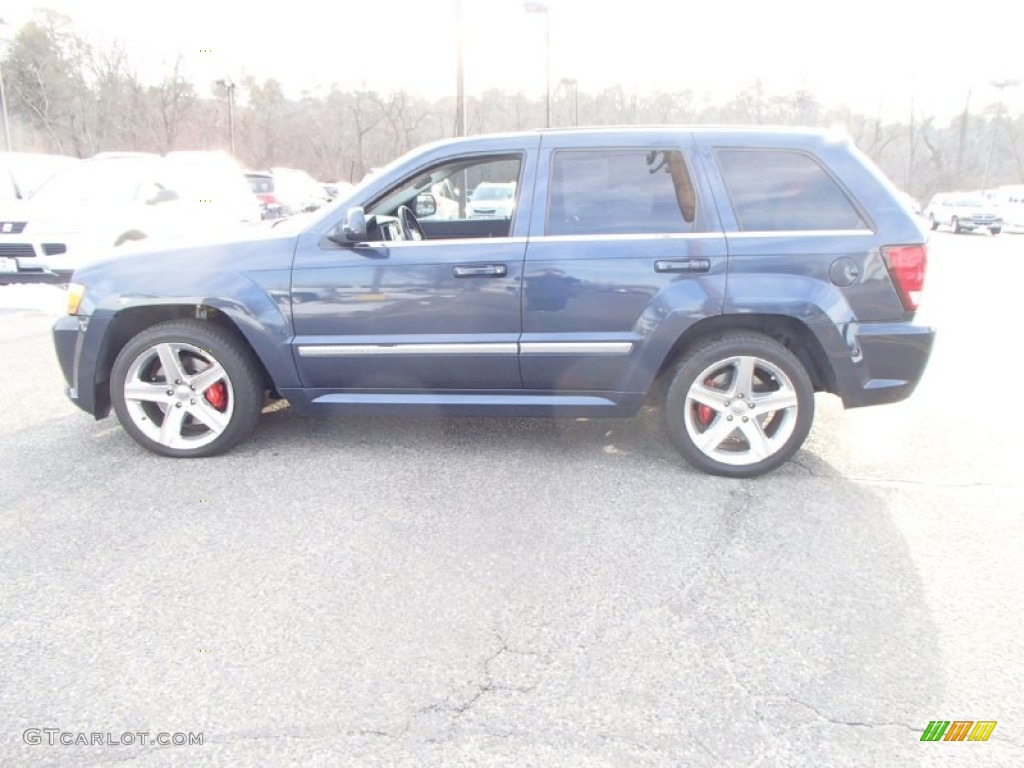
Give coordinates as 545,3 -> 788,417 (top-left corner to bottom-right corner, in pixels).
716,149 -> 868,232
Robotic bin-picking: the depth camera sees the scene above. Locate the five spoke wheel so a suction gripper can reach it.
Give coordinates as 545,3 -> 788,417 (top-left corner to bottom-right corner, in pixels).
684,355 -> 800,466
664,333 -> 814,477
122,342 -> 234,450
110,321 -> 263,457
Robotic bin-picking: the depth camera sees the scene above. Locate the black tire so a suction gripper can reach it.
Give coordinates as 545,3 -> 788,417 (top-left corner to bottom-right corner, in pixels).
663,333 -> 815,478
110,320 -> 263,457
929,215 -> 939,231
990,227 -> 1001,236
950,216 -> 961,234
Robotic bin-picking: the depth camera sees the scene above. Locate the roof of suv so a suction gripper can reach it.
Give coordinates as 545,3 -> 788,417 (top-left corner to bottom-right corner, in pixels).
534,124 -> 842,137
408,126 -> 855,157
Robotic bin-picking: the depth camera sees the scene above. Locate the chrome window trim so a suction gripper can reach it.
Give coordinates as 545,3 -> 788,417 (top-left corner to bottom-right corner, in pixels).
726,229 -> 875,238
519,342 -> 634,356
299,343 -> 517,357
298,341 -> 635,357
527,232 -> 723,243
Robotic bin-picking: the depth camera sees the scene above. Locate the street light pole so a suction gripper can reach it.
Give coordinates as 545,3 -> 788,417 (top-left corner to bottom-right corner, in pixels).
523,1 -> 550,129
560,77 -> 578,127
216,79 -> 236,155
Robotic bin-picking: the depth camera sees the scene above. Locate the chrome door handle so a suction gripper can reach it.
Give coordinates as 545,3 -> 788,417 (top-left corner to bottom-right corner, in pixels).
654,258 -> 711,274
453,264 -> 507,277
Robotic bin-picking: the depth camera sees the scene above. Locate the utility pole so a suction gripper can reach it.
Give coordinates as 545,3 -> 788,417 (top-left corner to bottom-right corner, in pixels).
454,0 -> 466,137
0,62 -> 10,152
0,18 -> 11,152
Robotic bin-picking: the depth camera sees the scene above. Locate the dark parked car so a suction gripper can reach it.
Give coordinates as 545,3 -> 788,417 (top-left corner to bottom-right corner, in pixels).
53,127 -> 934,477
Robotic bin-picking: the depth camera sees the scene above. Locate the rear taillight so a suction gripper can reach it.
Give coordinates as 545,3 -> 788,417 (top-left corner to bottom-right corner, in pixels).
257,193 -> 277,205
881,244 -> 927,311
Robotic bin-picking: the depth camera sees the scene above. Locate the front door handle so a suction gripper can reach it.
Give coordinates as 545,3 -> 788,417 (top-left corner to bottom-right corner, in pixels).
654,258 -> 711,274
453,264 -> 507,278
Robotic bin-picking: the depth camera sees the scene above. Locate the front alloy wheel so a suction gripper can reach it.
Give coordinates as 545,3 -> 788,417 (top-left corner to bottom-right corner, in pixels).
664,333 -> 814,477
110,321 -> 262,457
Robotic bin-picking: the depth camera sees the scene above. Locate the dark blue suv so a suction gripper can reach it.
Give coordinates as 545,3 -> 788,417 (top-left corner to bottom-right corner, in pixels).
52,127 -> 933,477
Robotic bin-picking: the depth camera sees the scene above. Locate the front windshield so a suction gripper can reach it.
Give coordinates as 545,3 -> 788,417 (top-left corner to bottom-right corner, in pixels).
32,157 -> 150,205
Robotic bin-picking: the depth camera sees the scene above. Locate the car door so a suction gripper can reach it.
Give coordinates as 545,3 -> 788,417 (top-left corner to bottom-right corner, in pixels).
519,131 -> 729,394
290,138 -> 539,391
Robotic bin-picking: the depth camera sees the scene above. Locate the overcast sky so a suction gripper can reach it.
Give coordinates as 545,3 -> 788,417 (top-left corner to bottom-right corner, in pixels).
3,0 -> 1021,123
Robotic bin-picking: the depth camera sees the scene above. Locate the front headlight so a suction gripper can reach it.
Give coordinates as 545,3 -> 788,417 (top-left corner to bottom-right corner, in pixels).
66,283 -> 87,315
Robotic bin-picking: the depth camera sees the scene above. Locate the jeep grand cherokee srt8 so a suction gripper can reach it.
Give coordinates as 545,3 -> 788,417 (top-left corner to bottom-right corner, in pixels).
52,127 -> 934,477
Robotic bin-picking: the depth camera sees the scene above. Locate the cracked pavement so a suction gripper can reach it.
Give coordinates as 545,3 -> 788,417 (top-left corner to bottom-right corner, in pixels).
2,231 -> 1022,766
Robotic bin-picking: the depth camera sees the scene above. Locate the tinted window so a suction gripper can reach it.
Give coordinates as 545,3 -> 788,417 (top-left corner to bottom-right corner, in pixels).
547,149 -> 696,235
717,149 -> 867,231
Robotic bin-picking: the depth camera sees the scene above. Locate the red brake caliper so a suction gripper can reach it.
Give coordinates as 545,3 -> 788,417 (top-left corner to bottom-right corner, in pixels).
696,377 -> 715,427
205,382 -> 227,410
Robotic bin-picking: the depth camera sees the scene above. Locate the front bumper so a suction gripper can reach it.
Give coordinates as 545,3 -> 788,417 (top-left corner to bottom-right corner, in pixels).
961,218 -> 1001,229
53,313 -> 113,418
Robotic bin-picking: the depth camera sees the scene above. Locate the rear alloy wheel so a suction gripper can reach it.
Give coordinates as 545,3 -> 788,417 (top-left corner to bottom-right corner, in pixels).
664,333 -> 814,477
110,320 -> 263,457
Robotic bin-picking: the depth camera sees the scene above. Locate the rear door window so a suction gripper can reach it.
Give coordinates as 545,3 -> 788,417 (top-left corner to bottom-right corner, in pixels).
716,149 -> 867,232
546,149 -> 697,235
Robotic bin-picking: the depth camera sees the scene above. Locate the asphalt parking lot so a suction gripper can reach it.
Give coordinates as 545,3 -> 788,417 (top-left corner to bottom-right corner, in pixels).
2,231 -> 1022,767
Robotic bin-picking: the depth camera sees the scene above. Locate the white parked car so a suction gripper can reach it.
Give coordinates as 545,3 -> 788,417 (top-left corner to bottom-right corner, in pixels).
467,181 -> 517,219
925,192 -> 1001,235
0,151 -> 260,283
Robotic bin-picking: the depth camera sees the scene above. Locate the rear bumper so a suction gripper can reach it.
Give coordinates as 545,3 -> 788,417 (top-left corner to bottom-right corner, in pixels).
831,321 -> 936,408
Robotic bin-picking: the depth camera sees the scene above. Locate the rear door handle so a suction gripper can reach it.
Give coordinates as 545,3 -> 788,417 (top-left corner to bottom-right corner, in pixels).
654,258 -> 711,274
453,264 -> 507,278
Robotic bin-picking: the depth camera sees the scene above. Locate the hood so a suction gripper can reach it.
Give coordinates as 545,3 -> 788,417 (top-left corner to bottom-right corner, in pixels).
0,198 -> 32,222
72,224 -> 301,286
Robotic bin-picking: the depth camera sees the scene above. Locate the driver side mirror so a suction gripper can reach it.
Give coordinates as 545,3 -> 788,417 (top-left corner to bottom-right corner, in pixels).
414,193 -> 437,218
341,206 -> 367,241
